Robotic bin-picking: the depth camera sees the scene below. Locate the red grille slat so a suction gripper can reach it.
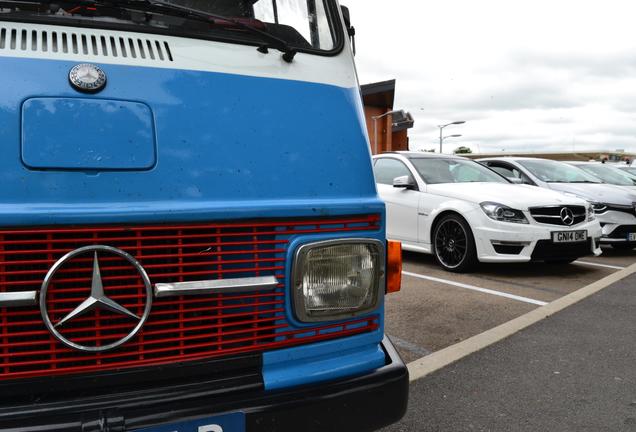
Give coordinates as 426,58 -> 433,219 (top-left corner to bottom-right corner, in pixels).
1,321 -> 379,380
0,239 -> 289,257
0,215 -> 379,236
0,256 -> 285,276
0,224 -> 376,246
0,215 -> 381,380
0,248 -> 288,267
1,317 -> 378,368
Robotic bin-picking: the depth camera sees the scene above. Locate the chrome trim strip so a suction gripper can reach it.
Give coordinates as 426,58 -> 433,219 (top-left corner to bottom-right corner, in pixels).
154,276 -> 279,298
490,240 -> 531,246
532,215 -> 583,219
528,205 -> 586,210
0,291 -> 37,307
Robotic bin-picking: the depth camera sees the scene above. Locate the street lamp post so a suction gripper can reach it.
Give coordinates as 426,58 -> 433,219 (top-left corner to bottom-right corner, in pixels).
372,109 -> 405,155
442,134 -> 462,152
438,121 -> 466,153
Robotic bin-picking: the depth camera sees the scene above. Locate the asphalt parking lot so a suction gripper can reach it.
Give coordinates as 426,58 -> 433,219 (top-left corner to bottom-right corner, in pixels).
381,246 -> 635,431
385,247 -> 635,364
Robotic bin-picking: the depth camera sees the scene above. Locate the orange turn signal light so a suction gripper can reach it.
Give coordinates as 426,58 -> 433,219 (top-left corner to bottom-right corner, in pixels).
386,240 -> 402,294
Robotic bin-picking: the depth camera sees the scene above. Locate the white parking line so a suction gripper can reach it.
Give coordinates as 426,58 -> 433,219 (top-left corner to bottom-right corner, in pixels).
574,261 -> 626,270
402,271 -> 548,306
407,263 -> 636,382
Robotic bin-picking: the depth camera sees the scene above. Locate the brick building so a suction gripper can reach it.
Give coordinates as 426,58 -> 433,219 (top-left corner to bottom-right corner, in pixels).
361,79 -> 414,155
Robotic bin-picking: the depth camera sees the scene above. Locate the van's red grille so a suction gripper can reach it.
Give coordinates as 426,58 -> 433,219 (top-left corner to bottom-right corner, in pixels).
0,215 -> 381,380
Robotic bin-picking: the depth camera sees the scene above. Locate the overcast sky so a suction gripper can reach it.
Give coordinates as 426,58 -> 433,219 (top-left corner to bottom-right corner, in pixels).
345,0 -> 636,154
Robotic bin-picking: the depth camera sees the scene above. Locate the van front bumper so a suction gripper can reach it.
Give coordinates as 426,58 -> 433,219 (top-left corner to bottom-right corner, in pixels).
0,337 -> 408,432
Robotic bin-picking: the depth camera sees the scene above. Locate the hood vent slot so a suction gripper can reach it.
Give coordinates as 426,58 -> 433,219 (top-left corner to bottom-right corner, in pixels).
0,25 -> 173,62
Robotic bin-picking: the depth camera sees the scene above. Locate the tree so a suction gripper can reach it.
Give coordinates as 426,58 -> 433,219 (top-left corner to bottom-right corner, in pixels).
453,146 -> 473,154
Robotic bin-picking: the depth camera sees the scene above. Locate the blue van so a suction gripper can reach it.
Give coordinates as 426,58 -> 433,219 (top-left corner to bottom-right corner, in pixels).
0,1 -> 407,431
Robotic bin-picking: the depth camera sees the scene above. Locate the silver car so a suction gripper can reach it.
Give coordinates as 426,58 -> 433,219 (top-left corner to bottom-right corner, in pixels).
478,157 -> 636,250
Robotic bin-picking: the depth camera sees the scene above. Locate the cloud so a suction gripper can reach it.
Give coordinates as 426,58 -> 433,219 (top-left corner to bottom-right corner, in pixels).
346,0 -> 636,153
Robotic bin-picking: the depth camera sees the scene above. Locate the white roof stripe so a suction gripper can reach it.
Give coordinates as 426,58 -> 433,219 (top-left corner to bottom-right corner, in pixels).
0,21 -> 358,88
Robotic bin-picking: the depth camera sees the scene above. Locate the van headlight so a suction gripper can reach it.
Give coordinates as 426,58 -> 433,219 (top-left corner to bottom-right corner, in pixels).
480,202 -> 529,224
292,239 -> 384,322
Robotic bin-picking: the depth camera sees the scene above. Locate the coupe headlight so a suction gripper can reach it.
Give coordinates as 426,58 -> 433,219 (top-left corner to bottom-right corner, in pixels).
480,202 -> 529,224
562,193 -> 608,215
591,202 -> 608,215
292,239 -> 384,322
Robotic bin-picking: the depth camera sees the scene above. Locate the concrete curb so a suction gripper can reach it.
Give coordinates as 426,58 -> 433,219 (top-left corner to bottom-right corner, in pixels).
407,262 -> 636,382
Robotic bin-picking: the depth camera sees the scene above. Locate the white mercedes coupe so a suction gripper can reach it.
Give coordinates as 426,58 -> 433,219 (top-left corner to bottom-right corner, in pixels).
373,152 -> 602,272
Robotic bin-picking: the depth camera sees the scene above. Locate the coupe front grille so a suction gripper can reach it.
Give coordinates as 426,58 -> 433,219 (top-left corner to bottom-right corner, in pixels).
0,215 -> 381,380
530,206 -> 586,226
531,239 -> 592,261
606,225 -> 636,239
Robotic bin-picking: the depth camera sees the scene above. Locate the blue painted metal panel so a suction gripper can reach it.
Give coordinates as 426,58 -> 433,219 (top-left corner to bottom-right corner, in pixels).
262,333 -> 386,390
0,56 -> 377,227
21,98 -> 156,171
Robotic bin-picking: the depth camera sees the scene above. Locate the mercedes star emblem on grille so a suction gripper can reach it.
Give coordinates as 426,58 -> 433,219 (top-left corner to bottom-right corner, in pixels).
560,207 -> 575,226
40,245 -> 152,352
69,63 -> 107,93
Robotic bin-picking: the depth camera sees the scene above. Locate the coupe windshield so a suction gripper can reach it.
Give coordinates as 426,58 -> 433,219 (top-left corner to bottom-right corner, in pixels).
517,159 -> 601,184
619,166 -> 636,176
409,158 -> 509,185
0,0 -> 337,52
575,165 -> 636,186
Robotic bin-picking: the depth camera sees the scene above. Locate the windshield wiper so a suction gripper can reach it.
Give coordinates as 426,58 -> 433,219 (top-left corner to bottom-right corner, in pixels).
19,0 -> 298,62
119,0 -> 298,62
128,0 -> 297,61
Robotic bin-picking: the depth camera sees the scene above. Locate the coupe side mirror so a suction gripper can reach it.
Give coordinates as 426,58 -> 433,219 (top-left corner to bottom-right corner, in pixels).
508,177 -> 523,184
393,176 -> 416,190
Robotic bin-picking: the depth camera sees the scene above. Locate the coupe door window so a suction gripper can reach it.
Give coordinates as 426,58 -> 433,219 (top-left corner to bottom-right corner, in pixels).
374,159 -> 415,186
486,162 -> 534,185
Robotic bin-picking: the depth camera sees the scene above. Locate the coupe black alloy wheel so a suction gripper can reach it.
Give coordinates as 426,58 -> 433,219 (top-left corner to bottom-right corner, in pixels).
435,220 -> 468,268
433,214 -> 478,273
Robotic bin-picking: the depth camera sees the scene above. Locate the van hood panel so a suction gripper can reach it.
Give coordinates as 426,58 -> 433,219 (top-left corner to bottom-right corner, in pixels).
0,56 -> 377,226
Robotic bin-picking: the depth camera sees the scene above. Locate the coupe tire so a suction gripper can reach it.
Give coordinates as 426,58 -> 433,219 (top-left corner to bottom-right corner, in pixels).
432,214 -> 478,273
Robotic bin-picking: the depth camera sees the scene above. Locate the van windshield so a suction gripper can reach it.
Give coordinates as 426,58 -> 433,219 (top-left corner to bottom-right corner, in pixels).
0,0 -> 338,52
